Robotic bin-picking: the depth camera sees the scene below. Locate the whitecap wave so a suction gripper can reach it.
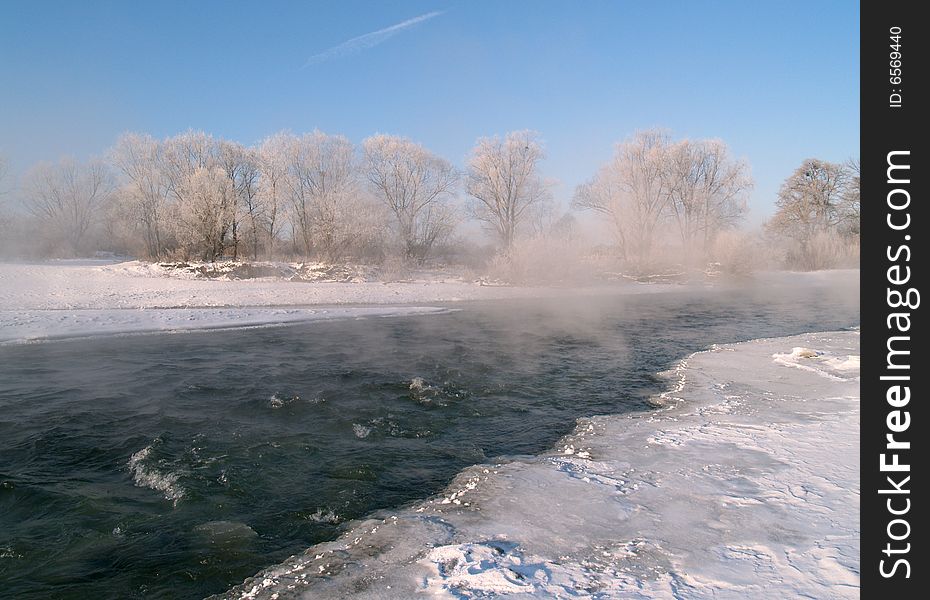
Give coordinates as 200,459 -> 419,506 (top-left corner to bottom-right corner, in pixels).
268,393 -> 300,409
305,509 -> 341,524
128,444 -> 185,505
409,376 -> 442,405
409,376 -> 430,392
408,376 -> 467,407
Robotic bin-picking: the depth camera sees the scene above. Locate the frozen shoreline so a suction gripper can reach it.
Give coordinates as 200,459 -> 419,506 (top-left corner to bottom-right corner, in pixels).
0,260 -> 538,343
0,260 -> 857,344
0,306 -> 453,346
217,329 -> 860,599
0,260 -> 616,343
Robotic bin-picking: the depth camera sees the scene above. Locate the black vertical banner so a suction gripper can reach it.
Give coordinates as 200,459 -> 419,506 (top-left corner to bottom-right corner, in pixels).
861,1 -> 924,595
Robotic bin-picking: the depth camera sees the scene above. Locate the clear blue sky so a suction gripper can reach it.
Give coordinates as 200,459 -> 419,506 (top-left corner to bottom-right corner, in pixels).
0,0 -> 859,220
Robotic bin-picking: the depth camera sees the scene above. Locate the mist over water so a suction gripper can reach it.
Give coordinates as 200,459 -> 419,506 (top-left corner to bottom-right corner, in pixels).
0,277 -> 859,599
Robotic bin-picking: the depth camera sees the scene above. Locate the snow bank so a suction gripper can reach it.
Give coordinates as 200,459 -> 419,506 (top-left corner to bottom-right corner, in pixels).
0,260 -> 530,343
0,261 -> 540,312
215,330 -> 860,599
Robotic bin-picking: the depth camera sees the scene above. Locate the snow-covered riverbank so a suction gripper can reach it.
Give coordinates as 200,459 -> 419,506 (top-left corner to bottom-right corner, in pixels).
218,329 -> 860,599
0,260 -> 856,345
0,260 -> 540,344
0,260 -> 601,343
0,260 -> 539,312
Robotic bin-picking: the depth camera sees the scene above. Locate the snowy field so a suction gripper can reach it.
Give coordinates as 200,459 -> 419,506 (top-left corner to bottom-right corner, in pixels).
219,329 -> 860,599
0,260 -> 607,344
0,260 -> 856,345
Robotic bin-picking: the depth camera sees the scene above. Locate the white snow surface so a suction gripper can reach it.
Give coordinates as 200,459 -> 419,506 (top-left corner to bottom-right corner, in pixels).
0,260 -> 577,313
0,260 -> 551,344
216,330 -> 860,600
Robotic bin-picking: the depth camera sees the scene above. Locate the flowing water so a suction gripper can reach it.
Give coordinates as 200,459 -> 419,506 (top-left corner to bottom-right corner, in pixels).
0,279 -> 859,599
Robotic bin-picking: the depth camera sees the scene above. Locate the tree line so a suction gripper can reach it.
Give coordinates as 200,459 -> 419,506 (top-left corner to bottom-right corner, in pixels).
0,129 -> 859,273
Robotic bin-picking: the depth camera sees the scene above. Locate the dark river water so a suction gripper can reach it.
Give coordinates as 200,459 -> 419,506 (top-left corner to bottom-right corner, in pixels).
0,279 -> 859,599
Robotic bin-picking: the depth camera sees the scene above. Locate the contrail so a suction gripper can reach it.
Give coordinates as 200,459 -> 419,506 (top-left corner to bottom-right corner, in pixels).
303,11 -> 443,67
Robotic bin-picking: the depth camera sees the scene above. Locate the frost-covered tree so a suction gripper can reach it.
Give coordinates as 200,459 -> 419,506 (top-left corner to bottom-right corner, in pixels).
110,133 -> 173,258
572,130 -> 670,264
161,131 -> 252,260
363,134 -> 459,262
218,141 -> 261,259
176,166 -> 236,261
838,158 -> 860,238
766,158 -> 857,269
284,131 -> 359,261
109,130 -> 381,262
111,131 -> 233,259
256,133 -> 292,258
662,139 -> 751,255
767,159 -> 849,243
163,131 -> 220,194
23,158 -> 115,255
574,131 -> 751,265
466,130 -> 552,252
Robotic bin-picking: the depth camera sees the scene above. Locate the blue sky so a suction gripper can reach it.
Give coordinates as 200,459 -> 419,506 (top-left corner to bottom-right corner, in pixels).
0,0 -> 859,219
